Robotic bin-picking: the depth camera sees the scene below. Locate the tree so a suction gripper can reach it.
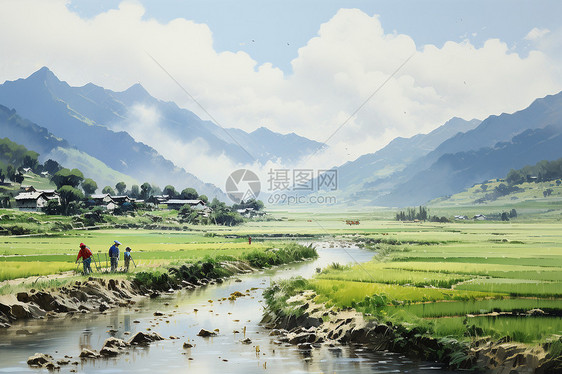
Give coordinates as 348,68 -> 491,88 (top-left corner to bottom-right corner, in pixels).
43,159 -> 62,175
6,165 -> 15,181
198,194 -> 208,204
115,181 -> 127,195
57,185 -> 84,215
102,186 -> 115,195
0,161 -> 6,183
509,209 -> 517,218
179,204 -> 199,223
51,168 -> 84,188
43,199 -> 62,215
22,151 -> 39,170
180,187 -> 198,200
130,185 -> 140,198
163,185 -> 177,198
151,184 -> 161,196
506,169 -> 525,185
501,212 -> 509,221
140,182 -> 153,200
480,183 -> 488,192
13,172 -> 24,184
82,178 -> 98,196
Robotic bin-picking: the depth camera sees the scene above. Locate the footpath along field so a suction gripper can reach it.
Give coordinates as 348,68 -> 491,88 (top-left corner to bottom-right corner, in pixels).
305,222 -> 562,344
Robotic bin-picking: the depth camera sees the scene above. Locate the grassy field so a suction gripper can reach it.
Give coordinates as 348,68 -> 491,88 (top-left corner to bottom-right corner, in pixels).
1,206 -> 562,346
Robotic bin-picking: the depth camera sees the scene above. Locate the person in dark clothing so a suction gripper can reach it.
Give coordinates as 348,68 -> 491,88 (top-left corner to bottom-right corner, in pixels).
76,243 -> 93,275
109,240 -> 121,272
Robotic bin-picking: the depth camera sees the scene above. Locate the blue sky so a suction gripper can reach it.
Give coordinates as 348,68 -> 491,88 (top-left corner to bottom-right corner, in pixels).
67,0 -> 562,73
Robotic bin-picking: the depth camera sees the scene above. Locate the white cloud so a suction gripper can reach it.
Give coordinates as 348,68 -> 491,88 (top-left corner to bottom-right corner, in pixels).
1,2 -> 562,186
525,27 -> 551,41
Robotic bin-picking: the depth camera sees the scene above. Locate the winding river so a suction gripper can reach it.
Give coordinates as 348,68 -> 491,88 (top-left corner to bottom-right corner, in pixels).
0,244 -> 454,373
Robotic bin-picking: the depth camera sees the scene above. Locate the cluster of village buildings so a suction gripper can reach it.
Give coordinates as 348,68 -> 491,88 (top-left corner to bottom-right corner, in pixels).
13,186 -> 211,215
13,186 -> 263,218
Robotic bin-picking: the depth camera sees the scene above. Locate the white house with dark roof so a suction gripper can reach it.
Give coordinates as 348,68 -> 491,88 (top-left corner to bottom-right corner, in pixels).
166,199 -> 206,210
89,194 -> 116,211
15,191 -> 60,211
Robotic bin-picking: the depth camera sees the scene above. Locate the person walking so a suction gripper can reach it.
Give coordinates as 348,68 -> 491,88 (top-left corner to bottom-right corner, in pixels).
109,240 -> 121,272
124,247 -> 132,272
76,243 -> 93,275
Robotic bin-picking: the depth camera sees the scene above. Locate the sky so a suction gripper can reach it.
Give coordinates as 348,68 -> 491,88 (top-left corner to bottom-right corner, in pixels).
1,0 -> 562,186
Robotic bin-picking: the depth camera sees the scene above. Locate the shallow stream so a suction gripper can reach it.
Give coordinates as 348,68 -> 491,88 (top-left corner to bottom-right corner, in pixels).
0,244 -> 454,373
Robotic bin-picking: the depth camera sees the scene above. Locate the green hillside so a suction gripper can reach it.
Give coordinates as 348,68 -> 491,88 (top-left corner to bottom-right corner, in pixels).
429,179 -> 562,220
43,147 -> 138,191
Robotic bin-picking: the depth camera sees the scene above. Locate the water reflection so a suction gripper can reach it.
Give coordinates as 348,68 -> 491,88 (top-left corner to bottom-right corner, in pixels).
79,329 -> 92,350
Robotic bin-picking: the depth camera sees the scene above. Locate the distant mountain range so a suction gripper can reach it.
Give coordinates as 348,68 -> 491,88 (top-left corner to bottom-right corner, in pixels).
334,91 -> 562,206
0,67 -> 324,198
2,67 -> 561,206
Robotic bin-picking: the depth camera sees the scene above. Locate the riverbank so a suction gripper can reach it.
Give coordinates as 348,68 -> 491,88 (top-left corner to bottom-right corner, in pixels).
261,281 -> 562,373
0,243 -> 318,327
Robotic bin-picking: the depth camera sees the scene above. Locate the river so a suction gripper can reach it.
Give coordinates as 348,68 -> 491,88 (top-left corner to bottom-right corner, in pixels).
0,244 -> 454,373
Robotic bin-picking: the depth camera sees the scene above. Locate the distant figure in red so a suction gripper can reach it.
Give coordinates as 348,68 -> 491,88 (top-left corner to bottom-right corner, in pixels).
249,236 -> 252,245
76,243 -> 93,275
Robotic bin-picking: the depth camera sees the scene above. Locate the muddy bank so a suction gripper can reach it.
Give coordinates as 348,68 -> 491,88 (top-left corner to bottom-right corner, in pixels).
0,259 -> 256,328
261,290 -> 562,374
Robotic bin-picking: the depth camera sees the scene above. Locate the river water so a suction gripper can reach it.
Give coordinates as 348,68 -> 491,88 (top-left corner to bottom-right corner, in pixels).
0,244 -> 454,373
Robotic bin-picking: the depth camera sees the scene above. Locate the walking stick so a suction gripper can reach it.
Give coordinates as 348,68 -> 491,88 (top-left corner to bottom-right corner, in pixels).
104,253 -> 108,271
131,255 -> 137,268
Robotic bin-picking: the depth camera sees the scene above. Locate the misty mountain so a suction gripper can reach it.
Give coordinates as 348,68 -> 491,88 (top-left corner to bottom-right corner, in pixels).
0,68 -> 228,199
0,104 -> 137,189
0,67 -> 323,166
378,124 -> 562,206
336,117 -> 481,192
371,91 -> 562,206
0,104 -> 69,155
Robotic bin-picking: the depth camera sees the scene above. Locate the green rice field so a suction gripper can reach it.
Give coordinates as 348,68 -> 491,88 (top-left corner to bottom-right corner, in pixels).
1,208 -> 562,345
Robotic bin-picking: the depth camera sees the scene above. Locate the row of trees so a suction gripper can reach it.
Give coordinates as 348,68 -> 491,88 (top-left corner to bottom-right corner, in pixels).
506,158 -> 562,185
395,206 -> 449,223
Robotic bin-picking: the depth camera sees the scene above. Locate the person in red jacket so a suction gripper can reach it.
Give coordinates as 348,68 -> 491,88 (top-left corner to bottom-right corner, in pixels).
76,243 -> 93,275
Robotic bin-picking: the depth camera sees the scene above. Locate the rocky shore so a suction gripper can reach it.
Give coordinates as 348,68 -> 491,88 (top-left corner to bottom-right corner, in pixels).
0,259 -> 256,328
261,290 -> 562,374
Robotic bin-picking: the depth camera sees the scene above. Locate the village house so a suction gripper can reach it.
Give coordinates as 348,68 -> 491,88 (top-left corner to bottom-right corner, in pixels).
473,214 -> 487,220
166,199 -> 207,210
111,195 -> 133,205
15,191 -> 60,211
89,194 -> 117,211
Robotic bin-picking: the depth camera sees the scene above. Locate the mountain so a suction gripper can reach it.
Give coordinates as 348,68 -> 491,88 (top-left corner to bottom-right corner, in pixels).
373,91 -> 562,206
0,68 -> 229,199
0,67 -> 323,166
0,104 -> 137,189
336,117 -> 481,192
227,127 -> 324,164
379,125 -> 562,206
0,104 -> 69,155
